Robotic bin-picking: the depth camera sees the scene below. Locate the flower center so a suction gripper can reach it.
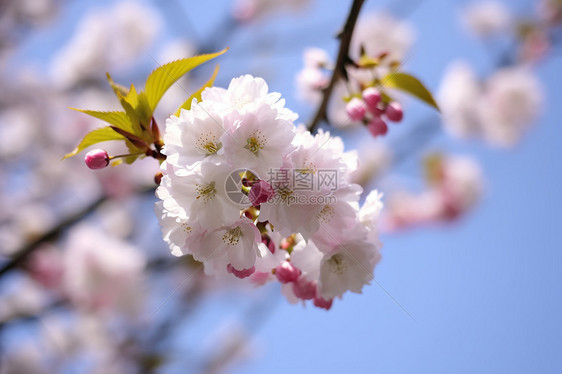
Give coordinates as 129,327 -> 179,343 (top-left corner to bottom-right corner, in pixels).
196,133 -> 221,155
298,160 -> 316,174
223,226 -> 243,245
327,254 -> 347,275
233,97 -> 252,110
317,205 -> 335,224
195,182 -> 216,202
245,130 -> 267,155
277,187 -> 294,202
181,223 -> 192,234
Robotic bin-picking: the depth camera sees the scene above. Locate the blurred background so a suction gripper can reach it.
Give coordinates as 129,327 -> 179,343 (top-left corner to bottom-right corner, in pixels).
1,0 -> 561,373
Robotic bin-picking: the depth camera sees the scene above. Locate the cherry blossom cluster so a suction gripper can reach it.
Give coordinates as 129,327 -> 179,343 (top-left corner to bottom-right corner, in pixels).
384,154 -> 483,230
462,0 -> 559,63
438,62 -> 542,147
155,75 -> 383,309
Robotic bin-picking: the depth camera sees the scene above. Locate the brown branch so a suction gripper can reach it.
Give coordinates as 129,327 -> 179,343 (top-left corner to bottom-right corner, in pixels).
307,0 -> 365,133
0,188 -> 157,277
0,196 -> 107,277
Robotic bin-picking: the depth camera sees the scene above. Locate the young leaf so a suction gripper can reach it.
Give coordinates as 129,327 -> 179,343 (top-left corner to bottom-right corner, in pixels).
135,92 -> 153,129
174,64 -> 220,117
144,48 -> 228,111
63,127 -> 126,159
106,73 -> 129,98
124,84 -> 139,109
69,109 -> 134,133
119,97 -> 141,134
382,72 -> 440,111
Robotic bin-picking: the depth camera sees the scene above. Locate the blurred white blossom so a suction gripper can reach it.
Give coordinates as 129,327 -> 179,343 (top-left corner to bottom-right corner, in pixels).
50,1 -> 162,88
351,12 -> 415,61
232,0 -> 312,22
463,1 -> 512,36
63,225 -> 146,314
439,61 -> 543,147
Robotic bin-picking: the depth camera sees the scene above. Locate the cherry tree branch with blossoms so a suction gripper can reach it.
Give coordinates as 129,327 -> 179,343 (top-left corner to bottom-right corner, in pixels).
0,0 -> 559,372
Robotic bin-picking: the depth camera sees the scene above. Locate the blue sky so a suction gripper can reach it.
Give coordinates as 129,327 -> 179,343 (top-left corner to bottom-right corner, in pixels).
9,0 -> 562,373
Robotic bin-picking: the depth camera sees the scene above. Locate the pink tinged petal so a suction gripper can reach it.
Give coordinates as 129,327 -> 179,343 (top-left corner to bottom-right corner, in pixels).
281,283 -> 300,304
250,271 -> 271,286
275,261 -> 302,283
85,149 -> 109,169
313,296 -> 333,310
248,180 -> 275,206
292,277 -> 317,300
227,264 -> 256,279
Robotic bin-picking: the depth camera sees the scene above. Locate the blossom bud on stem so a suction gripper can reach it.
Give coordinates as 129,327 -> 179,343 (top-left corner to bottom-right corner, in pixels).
84,149 -> 110,169
362,87 -> 382,109
367,117 -> 388,137
346,97 -> 367,121
385,102 -> 403,122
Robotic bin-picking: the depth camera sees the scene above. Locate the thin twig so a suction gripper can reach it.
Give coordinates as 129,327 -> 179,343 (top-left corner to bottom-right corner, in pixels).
307,0 -> 365,133
0,196 -> 106,277
0,188 -> 156,277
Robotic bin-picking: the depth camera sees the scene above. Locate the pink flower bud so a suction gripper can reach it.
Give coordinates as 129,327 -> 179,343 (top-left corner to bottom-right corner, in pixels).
85,149 -> 110,169
275,261 -> 301,283
292,278 -> 316,300
313,296 -> 333,310
227,264 -> 256,279
362,87 -> 382,109
367,117 -> 388,137
385,102 -> 403,122
346,98 -> 367,121
248,180 -> 275,206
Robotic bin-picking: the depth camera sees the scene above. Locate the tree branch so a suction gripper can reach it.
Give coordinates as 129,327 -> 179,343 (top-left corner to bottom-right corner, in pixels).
0,196 -> 106,277
307,0 -> 365,133
0,188 -> 156,277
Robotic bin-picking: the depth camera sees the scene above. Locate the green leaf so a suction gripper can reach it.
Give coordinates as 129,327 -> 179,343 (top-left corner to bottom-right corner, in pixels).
63,127 -> 126,159
382,72 -> 440,111
70,109 -> 134,133
135,92 -> 153,129
174,64 -> 220,117
124,84 -> 139,108
119,97 -> 142,135
145,48 -> 228,111
106,73 -> 129,98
